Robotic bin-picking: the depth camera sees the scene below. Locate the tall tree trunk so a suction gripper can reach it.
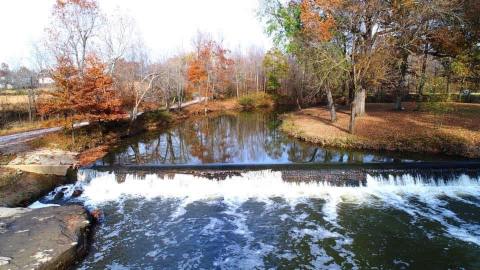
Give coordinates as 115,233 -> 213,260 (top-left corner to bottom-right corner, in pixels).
354,88 -> 366,116
326,88 -> 336,122
349,99 -> 356,134
446,72 -> 451,97
27,89 -> 33,122
417,42 -> 429,100
71,120 -> 76,146
395,52 -> 409,111
236,77 -> 239,99
131,104 -> 139,122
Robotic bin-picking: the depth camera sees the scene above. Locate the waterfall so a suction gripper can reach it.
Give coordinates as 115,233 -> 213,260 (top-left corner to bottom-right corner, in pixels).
73,168 -> 480,269
76,169 -> 480,205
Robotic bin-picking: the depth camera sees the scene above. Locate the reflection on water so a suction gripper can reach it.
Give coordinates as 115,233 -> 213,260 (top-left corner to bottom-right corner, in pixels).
98,112 -> 425,166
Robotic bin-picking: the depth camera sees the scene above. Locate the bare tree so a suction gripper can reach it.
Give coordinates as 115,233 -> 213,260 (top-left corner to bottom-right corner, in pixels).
101,8 -> 139,75
46,0 -> 103,73
131,72 -> 162,121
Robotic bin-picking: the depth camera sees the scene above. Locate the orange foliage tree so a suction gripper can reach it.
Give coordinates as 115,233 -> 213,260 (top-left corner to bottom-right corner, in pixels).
300,0 -> 338,42
38,56 -> 124,126
187,40 -> 234,101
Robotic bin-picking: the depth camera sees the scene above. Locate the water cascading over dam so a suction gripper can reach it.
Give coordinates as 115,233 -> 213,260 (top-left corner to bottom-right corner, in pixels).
39,166 -> 480,269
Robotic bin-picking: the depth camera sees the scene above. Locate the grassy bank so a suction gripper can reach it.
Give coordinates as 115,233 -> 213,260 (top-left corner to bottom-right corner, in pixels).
29,110 -> 173,166
0,118 -> 69,136
237,93 -> 274,110
281,102 -> 480,158
183,94 -> 274,115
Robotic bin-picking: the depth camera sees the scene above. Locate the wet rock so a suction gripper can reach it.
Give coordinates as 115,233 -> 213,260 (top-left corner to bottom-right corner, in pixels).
6,148 -> 79,176
0,167 -> 72,207
71,189 -> 83,198
0,205 -> 91,270
7,148 -> 78,166
90,209 -> 103,223
53,191 -> 65,200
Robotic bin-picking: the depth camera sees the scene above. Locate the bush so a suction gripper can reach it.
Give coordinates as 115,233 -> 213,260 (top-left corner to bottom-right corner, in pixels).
140,110 -> 172,123
255,93 -> 273,108
238,96 -> 255,110
238,93 -> 273,110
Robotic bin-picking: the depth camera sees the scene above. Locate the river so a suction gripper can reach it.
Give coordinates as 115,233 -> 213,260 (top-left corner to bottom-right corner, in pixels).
37,111 -> 480,269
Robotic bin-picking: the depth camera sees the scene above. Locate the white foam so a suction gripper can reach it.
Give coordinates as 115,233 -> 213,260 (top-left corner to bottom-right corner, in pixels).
77,169 -> 480,247
28,201 -> 60,209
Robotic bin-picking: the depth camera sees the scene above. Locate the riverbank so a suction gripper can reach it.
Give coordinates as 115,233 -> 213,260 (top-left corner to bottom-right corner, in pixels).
281,102 -> 480,158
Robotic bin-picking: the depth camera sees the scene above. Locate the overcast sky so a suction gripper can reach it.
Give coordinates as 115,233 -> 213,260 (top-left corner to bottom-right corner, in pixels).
0,0 -> 271,68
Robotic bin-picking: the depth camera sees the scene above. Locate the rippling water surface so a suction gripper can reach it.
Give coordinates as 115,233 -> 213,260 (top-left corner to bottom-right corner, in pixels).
41,169 -> 478,269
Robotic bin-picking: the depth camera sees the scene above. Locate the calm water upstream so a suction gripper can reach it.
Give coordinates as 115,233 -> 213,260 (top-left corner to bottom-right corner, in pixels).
96,112 -> 449,166
37,111 -> 480,269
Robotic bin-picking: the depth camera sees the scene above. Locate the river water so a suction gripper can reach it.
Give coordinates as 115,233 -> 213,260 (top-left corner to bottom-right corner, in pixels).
40,112 -> 480,269
96,112 -> 446,166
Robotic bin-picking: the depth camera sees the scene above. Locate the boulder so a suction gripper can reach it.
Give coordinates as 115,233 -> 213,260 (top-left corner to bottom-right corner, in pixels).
0,167 -> 72,207
0,205 -> 91,270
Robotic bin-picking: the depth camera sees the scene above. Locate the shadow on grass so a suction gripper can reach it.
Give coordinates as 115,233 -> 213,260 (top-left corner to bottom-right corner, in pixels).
298,109 -> 350,133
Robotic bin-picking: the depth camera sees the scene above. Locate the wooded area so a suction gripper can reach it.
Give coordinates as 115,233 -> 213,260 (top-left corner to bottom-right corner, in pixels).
1,0 -> 479,136
260,0 -> 480,133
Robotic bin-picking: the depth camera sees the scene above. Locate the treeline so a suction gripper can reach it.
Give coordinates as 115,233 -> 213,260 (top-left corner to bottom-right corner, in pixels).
259,0 -> 480,132
5,0 -> 478,133
23,0 -> 273,126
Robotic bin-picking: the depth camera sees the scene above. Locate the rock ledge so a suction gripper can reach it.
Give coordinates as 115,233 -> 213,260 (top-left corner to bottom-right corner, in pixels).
0,205 -> 91,270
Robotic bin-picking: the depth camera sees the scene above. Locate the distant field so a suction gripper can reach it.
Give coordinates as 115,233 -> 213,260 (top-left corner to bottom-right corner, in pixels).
0,95 -> 30,112
0,88 -> 52,112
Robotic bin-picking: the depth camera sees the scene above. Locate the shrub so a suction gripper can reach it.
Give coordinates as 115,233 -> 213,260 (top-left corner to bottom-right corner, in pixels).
254,93 -> 273,108
238,93 -> 273,110
238,96 -> 256,110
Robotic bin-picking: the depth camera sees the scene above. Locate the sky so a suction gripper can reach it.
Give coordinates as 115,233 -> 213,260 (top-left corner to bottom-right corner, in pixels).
0,0 -> 271,68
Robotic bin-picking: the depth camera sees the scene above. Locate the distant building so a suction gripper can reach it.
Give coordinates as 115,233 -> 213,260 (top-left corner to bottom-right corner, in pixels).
0,83 -> 14,89
38,70 -> 54,86
38,76 -> 54,85
0,70 -> 8,89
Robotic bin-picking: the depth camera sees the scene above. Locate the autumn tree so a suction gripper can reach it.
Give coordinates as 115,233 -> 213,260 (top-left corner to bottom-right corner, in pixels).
299,44 -> 350,122
299,0 -> 350,121
262,0 -> 397,132
155,55 -> 188,109
187,35 -> 234,103
38,56 -> 123,141
101,8 -> 140,75
187,53 -> 208,99
111,41 -> 153,121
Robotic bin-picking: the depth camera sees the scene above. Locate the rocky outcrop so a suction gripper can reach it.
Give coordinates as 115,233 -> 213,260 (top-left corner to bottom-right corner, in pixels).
6,148 -> 78,176
0,168 -> 73,207
0,205 -> 91,270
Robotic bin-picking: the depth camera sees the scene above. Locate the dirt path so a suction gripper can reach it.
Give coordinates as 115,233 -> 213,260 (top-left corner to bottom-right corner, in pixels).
0,122 -> 88,155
